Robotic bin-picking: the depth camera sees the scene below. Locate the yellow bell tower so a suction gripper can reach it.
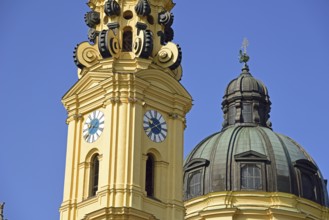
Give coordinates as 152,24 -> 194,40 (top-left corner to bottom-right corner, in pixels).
59,0 -> 192,219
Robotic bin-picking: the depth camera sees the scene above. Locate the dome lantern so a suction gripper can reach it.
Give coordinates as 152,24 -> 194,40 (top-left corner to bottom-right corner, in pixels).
222,40 -> 271,129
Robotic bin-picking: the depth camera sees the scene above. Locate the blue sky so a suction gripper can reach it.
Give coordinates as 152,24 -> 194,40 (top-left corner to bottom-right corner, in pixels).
0,0 -> 328,219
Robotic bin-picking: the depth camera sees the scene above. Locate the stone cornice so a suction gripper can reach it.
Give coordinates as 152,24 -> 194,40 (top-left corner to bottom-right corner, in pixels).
185,191 -> 329,220
63,69 -> 192,120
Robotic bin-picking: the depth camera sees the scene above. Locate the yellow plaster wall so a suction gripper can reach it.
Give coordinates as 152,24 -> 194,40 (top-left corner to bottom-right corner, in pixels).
184,191 -> 329,220
60,66 -> 192,220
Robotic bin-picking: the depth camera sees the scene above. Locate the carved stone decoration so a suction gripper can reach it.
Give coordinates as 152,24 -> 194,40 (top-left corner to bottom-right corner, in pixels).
169,44 -> 181,70
134,30 -> 153,59
136,22 -> 147,34
157,31 -> 166,45
84,11 -> 100,28
98,30 -> 120,58
135,0 -> 151,17
104,0 -> 121,17
158,11 -> 174,27
73,42 -> 100,69
88,28 -> 99,43
173,65 -> 183,81
164,27 -> 174,43
154,42 -> 182,70
107,22 -> 120,35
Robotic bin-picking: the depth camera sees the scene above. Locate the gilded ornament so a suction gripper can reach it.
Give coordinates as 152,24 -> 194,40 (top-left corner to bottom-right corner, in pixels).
154,42 -> 182,70
73,42 -> 100,68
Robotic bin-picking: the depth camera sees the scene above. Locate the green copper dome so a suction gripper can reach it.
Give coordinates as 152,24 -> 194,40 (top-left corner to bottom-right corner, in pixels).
184,67 -> 329,207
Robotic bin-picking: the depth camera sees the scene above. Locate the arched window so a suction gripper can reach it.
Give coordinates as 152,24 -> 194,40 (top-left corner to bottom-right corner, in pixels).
241,164 -> 262,190
122,27 -> 132,52
89,154 -> 99,197
145,154 -> 155,197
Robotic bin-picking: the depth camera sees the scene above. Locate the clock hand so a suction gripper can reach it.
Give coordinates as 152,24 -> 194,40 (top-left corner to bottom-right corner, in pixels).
92,120 -> 99,129
146,125 -> 155,132
151,123 -> 162,133
156,125 -> 162,132
145,123 -> 158,133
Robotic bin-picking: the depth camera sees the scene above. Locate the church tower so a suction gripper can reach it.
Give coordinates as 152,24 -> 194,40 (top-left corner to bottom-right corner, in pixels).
59,0 -> 192,219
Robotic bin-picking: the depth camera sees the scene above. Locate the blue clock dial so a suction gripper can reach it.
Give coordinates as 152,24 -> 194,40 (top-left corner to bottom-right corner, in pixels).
143,110 -> 167,143
88,119 -> 100,135
83,110 -> 105,143
149,118 -> 161,134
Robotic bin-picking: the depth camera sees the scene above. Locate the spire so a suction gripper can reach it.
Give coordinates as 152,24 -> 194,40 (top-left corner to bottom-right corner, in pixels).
222,40 -> 272,129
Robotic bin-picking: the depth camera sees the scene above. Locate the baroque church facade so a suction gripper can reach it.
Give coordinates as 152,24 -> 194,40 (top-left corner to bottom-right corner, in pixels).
59,0 -> 329,219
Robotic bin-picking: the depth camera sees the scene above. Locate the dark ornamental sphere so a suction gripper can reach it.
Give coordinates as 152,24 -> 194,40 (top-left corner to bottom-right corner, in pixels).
84,11 -> 100,28
104,0 -> 120,17
135,0 -> 151,17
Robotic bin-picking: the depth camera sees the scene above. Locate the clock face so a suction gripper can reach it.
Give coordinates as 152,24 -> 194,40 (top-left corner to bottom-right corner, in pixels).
143,110 -> 167,143
83,110 -> 105,143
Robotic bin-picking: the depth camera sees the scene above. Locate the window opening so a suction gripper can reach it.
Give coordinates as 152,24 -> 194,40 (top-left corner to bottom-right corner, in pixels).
301,172 -> 316,201
242,103 -> 252,123
294,159 -> 323,204
145,154 -> 155,197
241,164 -> 262,190
90,154 -> 99,197
187,170 -> 202,198
123,10 -> 133,20
183,159 -> 209,200
122,28 -> 132,52
228,105 -> 236,125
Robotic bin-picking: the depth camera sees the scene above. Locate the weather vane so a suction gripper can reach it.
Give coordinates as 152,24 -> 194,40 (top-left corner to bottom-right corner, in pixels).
239,37 -> 250,68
